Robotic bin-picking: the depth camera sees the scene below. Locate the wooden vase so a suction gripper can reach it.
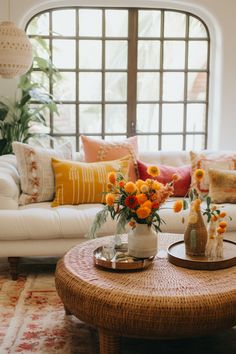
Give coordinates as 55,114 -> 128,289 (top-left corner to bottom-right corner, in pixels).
184,208 -> 208,256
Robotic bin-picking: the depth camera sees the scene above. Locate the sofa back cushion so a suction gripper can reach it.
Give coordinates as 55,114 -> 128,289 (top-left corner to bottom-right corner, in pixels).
209,168 -> 236,203
13,142 -> 72,205
51,155 -> 131,206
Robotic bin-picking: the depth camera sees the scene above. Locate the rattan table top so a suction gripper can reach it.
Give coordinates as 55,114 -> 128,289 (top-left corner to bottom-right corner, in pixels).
55,233 -> 236,341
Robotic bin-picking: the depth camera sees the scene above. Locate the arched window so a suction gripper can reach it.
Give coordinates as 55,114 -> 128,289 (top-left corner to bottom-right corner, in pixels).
26,7 -> 210,152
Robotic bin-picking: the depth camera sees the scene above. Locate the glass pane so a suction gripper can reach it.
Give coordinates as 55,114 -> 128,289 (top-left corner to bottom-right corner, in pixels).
27,13 -> 49,35
105,73 -> 127,101
137,104 -> 159,132
164,11 -> 186,37
163,41 -> 185,69
53,104 -> 76,133
31,72 -> 49,91
188,72 -> 207,100
163,73 -> 184,101
79,73 -> 102,101
105,104 -> 127,133
31,38 -> 49,63
80,104 -> 101,134
186,134 -> 205,150
105,135 -> 126,141
28,135 -> 51,149
79,9 -> 102,36
105,10 -> 128,37
188,41 -> 208,69
105,41 -> 128,69
53,72 -> 76,101
137,135 -> 159,152
187,104 -> 206,132
54,136 -> 76,152
162,104 -> 184,132
161,135 -> 183,150
52,9 -> 75,36
137,73 -> 160,101
189,16 -> 207,38
138,10 -> 161,37
138,41 -> 160,69
79,40 -> 102,69
29,104 -> 50,129
53,40 -> 75,69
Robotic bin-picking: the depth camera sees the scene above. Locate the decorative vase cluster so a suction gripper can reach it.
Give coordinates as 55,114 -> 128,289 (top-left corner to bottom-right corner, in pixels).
87,165 -> 178,258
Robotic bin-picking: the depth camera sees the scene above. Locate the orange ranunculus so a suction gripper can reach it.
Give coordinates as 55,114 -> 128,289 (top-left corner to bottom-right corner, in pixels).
147,165 -> 160,177
124,181 -> 137,194
211,214 -> 218,222
142,200 -> 152,209
219,211 -> 227,218
136,206 -> 151,219
125,195 -> 138,209
108,172 -> 116,184
217,226 -> 226,234
106,193 -> 115,206
173,200 -> 183,213
136,193 -> 148,205
107,183 -> 113,192
194,168 -> 205,181
218,221 -> 227,229
140,184 -> 149,193
152,200 -> 160,209
119,180 -> 125,188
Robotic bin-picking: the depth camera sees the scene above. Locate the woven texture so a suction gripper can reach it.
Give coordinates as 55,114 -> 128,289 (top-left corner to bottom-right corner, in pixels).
55,234 -> 236,341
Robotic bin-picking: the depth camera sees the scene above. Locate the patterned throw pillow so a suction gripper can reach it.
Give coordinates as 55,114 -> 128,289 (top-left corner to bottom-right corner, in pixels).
12,141 -> 72,205
51,155 -> 131,206
190,151 -> 236,194
137,160 -> 191,197
81,135 -> 138,181
209,168 -> 236,203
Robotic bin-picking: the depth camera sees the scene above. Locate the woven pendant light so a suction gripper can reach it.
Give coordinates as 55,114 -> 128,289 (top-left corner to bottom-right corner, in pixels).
0,1 -> 33,79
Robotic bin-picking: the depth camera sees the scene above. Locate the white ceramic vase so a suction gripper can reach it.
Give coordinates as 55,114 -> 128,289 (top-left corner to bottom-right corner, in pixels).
128,223 -> 158,258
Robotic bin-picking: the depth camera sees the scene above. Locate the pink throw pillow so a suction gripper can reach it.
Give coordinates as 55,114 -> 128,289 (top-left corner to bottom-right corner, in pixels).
137,160 -> 191,197
81,135 -> 139,181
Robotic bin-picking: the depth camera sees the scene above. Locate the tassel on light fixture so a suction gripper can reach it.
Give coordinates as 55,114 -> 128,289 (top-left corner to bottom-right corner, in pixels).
0,0 -> 33,79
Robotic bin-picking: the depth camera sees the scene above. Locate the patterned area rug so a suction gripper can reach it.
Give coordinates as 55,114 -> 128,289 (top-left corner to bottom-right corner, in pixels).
0,261 -> 235,354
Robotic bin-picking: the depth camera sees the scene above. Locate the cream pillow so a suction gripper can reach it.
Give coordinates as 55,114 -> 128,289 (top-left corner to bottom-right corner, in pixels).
51,155 -> 131,206
13,141 -> 72,205
209,168 -> 236,203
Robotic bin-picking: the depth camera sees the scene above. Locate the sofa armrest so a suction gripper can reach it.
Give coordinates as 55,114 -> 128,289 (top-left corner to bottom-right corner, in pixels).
0,155 -> 20,209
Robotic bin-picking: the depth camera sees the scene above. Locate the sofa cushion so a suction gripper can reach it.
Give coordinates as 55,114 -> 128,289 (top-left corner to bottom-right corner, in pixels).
0,155 -> 20,209
137,160 -> 191,197
81,135 -> 138,181
12,141 -> 72,205
51,155 -> 131,206
190,150 -> 236,194
209,168 -> 236,203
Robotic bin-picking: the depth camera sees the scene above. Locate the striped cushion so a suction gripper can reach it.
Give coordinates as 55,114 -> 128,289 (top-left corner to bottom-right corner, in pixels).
51,155 -> 131,206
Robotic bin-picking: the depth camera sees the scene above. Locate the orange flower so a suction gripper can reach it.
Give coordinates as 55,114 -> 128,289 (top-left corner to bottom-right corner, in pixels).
219,211 -> 227,218
106,193 -> 115,206
107,183 -> 113,192
108,172 -> 116,184
119,180 -> 125,188
136,206 -> 151,219
152,200 -> 160,209
142,200 -> 152,209
152,181 -> 161,190
218,221 -> 227,229
147,165 -> 160,177
129,221 -> 136,228
173,200 -> 183,213
125,195 -> 138,209
124,182 -> 137,194
172,173 -> 180,182
135,179 -> 145,190
194,169 -> 205,182
140,184 -> 149,193
136,193 -> 148,205
211,214 -> 218,222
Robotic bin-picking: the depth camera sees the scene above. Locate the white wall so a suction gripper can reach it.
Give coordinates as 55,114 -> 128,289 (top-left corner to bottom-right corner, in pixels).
0,0 -> 236,150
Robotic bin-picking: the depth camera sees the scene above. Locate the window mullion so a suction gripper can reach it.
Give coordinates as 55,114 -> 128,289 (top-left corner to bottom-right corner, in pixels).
127,9 -> 138,137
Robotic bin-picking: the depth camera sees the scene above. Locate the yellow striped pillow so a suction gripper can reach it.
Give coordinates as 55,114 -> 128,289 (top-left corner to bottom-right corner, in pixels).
51,155 -> 131,206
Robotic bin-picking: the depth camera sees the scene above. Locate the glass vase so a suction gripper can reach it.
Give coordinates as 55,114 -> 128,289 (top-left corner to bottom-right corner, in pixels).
128,223 -> 158,258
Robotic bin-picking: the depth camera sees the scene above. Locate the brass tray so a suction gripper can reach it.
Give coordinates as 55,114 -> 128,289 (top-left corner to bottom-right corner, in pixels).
167,240 -> 236,270
93,243 -> 154,271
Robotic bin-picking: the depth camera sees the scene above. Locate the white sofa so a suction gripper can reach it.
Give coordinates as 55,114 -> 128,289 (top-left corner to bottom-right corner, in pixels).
0,151 -> 235,279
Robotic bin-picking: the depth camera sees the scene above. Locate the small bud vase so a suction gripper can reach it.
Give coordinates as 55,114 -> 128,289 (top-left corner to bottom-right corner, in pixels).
184,206 -> 208,256
128,223 -> 158,258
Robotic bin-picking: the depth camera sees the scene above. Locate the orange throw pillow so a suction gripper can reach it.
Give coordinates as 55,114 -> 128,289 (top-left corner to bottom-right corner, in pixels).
81,135 -> 138,181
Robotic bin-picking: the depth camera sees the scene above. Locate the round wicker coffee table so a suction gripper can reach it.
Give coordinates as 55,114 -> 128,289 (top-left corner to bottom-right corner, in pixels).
55,234 -> 236,354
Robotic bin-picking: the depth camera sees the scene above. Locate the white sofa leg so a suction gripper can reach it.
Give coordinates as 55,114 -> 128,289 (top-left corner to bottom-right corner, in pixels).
8,257 -> 20,280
